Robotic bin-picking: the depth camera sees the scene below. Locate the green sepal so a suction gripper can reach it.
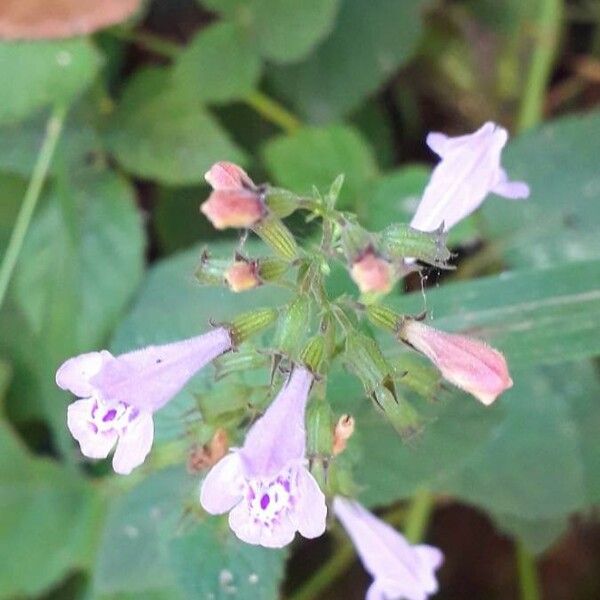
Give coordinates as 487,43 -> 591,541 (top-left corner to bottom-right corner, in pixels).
252,214 -> 299,260
228,307 -> 278,346
273,296 -> 310,359
213,346 -> 271,381
264,187 -> 302,218
379,223 -> 451,267
194,249 -> 229,285
306,398 -> 334,457
344,330 -> 395,397
325,174 -> 345,210
339,217 -> 373,261
373,386 -> 422,440
366,304 -> 402,334
257,257 -> 291,283
389,353 -> 441,401
299,335 -> 325,374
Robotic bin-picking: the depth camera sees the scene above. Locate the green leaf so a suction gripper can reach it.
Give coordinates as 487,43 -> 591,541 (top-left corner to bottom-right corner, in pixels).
0,174 -> 27,252
0,39 -> 101,124
387,259 -> 600,367
93,468 -> 285,599
0,421 -> 105,599
1,169 -> 144,445
200,0 -> 340,64
174,22 -> 261,103
252,0 -> 340,64
482,111 -> 600,267
263,125 -> 378,209
104,67 -> 246,185
269,0 -> 425,121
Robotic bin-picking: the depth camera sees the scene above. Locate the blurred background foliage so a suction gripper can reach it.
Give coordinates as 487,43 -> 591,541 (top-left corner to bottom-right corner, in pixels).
0,0 -> 599,599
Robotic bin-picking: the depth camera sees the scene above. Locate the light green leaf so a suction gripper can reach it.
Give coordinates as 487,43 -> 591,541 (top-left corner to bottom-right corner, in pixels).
269,0 -> 425,121
252,0 -> 340,64
174,22 -> 261,103
0,421 -> 105,599
1,169 -> 144,446
0,39 -> 101,124
482,111 -> 600,267
104,67 -> 246,185
93,468 -> 286,599
200,0 -> 340,64
263,125 -> 378,209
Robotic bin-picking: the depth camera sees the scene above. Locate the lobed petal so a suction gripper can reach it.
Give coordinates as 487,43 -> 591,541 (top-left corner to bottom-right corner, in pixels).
204,161 -> 255,191
67,398 -> 117,459
200,452 -> 245,514
56,350 -> 113,398
200,189 -> 264,230
293,468 -> 327,539
112,412 -> 154,475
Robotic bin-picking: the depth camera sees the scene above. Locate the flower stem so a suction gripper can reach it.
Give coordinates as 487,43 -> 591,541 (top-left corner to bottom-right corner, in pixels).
244,91 -> 301,134
403,488 -> 436,543
0,104 -> 67,311
516,540 -> 542,600
516,0 -> 563,132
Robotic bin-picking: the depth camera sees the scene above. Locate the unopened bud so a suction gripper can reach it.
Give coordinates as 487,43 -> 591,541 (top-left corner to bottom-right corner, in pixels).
224,261 -> 260,292
400,318 -> 512,405
201,162 -> 265,229
332,414 -> 355,455
350,249 -> 394,294
187,428 -> 229,472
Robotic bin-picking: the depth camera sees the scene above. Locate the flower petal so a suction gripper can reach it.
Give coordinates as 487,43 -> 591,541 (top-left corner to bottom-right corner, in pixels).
200,452 -> 245,514
259,513 -> 297,548
204,161 -> 254,190
240,366 -> 313,478
56,350 -> 113,397
492,169 -> 530,200
200,189 -> 264,230
228,502 -> 262,545
112,412 -> 154,475
67,399 -> 117,459
90,328 -> 232,412
293,468 -> 327,539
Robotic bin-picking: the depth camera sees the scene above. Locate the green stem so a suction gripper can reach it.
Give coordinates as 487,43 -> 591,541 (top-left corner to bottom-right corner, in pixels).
403,488 -> 436,543
516,540 -> 542,600
0,104 -> 67,310
109,28 -> 181,58
245,90 -> 301,134
516,0 -> 563,132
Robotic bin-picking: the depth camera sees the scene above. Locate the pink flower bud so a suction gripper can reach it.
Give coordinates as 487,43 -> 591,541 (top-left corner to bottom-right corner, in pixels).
201,162 -> 265,229
350,250 -> 394,294
400,319 -> 512,405
332,414 -> 355,456
224,261 -> 260,293
204,161 -> 255,191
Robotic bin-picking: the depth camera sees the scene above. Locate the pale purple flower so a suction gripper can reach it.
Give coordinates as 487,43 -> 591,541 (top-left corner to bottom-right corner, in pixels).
333,497 -> 443,600
200,366 -> 326,548
410,121 -> 530,233
57,327 -> 232,474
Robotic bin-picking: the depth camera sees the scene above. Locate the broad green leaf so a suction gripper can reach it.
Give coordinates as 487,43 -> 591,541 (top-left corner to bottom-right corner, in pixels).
93,468 -> 285,599
1,169 -> 144,447
482,111 -> 600,267
200,0 -> 340,64
269,0 -> 425,121
0,421 -> 105,598
369,165 -> 478,245
252,0 -> 340,64
263,125 -> 378,209
104,67 -> 246,185
387,259 -> 600,367
174,22 -> 261,103
0,39 -> 101,124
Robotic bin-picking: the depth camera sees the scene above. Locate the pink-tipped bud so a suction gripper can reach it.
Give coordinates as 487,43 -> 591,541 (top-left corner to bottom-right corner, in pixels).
350,250 -> 394,294
332,414 -> 355,456
400,319 -> 512,405
224,261 -> 260,293
200,190 -> 265,230
205,161 -> 255,191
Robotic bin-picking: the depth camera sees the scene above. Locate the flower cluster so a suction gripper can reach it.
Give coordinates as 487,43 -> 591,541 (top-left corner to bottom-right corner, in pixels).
56,122 -> 528,598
